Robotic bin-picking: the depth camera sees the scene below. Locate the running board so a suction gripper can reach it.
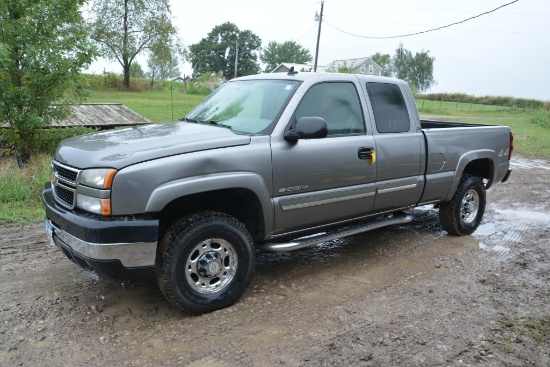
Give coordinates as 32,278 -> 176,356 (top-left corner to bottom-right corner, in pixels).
258,213 -> 413,252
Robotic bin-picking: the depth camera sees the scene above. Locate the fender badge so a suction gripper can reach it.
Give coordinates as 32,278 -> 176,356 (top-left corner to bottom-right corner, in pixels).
279,185 -> 308,193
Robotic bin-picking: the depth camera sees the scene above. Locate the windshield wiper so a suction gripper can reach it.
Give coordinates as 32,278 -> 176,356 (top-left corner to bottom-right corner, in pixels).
181,117 -> 232,130
207,120 -> 232,130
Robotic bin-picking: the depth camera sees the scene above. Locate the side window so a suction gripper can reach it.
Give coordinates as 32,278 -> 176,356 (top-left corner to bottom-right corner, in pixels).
294,82 -> 365,136
366,82 -> 411,133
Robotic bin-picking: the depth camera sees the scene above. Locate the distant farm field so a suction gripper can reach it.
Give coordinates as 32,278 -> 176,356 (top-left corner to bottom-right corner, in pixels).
86,89 -> 206,123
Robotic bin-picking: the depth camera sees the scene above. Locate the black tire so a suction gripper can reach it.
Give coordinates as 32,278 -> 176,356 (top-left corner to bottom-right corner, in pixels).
156,211 -> 254,315
439,175 -> 486,236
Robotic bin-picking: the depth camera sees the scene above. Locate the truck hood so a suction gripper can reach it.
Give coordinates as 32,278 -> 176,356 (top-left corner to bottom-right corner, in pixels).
54,121 -> 251,169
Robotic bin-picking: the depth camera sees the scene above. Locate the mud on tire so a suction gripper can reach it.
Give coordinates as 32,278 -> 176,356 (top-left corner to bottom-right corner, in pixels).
155,211 -> 255,315
439,175 -> 486,236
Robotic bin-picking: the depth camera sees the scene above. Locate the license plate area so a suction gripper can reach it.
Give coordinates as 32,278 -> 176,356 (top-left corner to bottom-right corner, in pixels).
45,220 -> 56,247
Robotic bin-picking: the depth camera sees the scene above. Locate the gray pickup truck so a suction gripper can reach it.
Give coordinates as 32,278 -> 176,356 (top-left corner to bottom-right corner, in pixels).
43,72 -> 513,314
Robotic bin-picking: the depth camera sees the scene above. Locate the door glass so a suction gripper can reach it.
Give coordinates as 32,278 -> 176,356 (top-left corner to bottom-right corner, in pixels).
295,83 -> 365,136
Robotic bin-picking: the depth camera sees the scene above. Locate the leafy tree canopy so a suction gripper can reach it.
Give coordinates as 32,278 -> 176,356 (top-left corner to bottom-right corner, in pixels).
90,0 -> 177,89
370,52 -> 392,77
188,22 -> 261,80
391,43 -> 435,93
0,0 -> 97,164
260,40 -> 312,73
147,36 -> 184,81
130,62 -> 145,78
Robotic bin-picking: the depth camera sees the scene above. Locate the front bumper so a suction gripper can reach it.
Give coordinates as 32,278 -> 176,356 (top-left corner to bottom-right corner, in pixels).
42,183 -> 159,277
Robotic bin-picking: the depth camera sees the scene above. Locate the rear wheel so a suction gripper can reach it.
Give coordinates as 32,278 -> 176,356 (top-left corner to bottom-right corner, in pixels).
439,175 -> 486,235
156,211 -> 254,315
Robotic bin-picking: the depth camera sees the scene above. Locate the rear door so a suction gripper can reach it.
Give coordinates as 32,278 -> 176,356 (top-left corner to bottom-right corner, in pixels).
364,82 -> 424,211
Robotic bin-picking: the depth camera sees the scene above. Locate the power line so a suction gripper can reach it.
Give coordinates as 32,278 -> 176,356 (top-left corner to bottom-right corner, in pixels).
322,0 -> 520,39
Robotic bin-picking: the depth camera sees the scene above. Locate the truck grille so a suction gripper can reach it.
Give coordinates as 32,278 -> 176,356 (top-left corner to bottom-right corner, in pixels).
51,161 -> 80,209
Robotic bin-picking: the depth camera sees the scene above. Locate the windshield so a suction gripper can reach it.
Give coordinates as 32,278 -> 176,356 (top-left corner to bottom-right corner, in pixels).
185,79 -> 299,134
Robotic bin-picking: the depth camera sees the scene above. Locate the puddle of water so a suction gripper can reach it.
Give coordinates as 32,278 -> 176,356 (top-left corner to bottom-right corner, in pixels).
510,158 -> 550,170
479,242 -> 510,255
495,208 -> 550,222
476,206 -> 549,240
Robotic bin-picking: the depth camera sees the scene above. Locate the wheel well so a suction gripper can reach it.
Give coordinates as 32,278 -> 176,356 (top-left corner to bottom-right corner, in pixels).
462,158 -> 494,188
158,189 -> 265,242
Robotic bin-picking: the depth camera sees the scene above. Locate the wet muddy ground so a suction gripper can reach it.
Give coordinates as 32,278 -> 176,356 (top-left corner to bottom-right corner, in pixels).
1,156 -> 549,366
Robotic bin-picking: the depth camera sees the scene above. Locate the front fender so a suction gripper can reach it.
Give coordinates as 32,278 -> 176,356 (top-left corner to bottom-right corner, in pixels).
145,172 -> 274,234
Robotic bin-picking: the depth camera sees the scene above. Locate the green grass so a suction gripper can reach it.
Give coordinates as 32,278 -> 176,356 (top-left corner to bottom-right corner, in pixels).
86,88 -> 206,123
492,316 -> 550,354
0,154 -> 51,224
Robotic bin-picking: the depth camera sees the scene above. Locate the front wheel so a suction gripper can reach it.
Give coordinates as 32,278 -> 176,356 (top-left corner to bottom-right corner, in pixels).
156,211 -> 255,315
439,175 -> 486,235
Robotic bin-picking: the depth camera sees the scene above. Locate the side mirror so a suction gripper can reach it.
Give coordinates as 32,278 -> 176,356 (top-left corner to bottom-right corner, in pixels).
284,116 -> 328,142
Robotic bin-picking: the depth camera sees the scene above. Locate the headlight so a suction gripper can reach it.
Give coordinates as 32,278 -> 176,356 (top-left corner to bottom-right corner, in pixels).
76,194 -> 111,215
79,168 -> 117,189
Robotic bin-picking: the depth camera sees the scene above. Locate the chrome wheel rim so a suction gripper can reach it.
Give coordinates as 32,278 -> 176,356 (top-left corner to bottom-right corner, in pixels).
461,189 -> 479,224
185,238 -> 237,294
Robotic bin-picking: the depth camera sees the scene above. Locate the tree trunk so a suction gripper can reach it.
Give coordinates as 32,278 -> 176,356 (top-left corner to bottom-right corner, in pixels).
123,63 -> 131,90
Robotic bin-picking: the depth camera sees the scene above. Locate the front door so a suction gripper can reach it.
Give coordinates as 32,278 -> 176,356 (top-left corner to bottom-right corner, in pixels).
271,81 -> 378,235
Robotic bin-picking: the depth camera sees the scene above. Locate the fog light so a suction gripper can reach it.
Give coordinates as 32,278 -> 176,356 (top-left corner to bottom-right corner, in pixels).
76,194 -> 111,215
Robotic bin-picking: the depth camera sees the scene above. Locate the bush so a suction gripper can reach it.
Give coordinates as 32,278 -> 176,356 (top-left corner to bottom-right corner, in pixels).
84,73 -> 166,92
531,111 -> 550,129
418,92 -> 548,110
186,72 -> 225,96
30,127 -> 97,155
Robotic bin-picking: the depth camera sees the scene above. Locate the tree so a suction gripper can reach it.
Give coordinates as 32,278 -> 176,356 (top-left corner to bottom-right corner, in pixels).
147,37 -> 183,82
392,43 -> 413,81
409,51 -> 436,93
391,43 -> 435,93
260,40 -> 312,72
0,0 -> 97,164
130,62 -> 145,78
188,22 -> 261,80
90,0 -> 177,90
370,52 -> 392,77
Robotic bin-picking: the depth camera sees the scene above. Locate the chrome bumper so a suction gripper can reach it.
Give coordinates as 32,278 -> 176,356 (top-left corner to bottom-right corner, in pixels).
46,220 -> 157,268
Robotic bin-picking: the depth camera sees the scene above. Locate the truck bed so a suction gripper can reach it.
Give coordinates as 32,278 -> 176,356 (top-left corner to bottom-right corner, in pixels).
420,119 -> 489,129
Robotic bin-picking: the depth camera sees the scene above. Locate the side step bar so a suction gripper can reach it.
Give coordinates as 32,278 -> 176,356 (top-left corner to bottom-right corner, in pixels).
258,213 -> 413,252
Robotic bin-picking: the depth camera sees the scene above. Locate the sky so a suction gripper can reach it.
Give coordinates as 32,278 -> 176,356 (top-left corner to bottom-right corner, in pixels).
88,0 -> 550,101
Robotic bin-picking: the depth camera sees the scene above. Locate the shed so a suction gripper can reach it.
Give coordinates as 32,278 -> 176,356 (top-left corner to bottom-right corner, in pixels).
0,103 -> 151,129
51,103 -> 151,128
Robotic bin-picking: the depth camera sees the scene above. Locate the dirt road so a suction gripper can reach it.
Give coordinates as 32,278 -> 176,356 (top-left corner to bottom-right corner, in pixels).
1,156 -> 549,366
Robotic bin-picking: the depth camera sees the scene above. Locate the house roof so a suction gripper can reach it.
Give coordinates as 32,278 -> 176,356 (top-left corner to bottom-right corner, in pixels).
271,63 -> 327,73
327,57 -> 383,72
1,103 -> 151,128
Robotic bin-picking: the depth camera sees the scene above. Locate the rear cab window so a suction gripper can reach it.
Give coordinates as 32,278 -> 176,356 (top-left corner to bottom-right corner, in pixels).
366,82 -> 411,133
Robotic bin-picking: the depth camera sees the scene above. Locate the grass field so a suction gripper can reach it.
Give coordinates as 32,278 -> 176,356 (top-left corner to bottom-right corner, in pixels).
1,90 -> 548,224
86,88 -> 205,123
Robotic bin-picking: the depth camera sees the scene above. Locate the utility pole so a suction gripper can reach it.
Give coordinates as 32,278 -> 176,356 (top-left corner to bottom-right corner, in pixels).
314,1 -> 324,72
234,43 -> 239,78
